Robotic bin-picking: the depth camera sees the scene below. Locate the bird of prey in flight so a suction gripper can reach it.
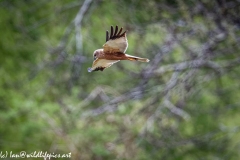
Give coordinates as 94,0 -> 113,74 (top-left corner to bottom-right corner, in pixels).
88,25 -> 149,72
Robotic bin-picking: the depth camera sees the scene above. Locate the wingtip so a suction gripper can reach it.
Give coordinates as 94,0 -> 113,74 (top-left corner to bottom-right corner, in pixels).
140,58 -> 150,62
110,26 -> 114,38
106,30 -> 109,42
88,67 -> 93,72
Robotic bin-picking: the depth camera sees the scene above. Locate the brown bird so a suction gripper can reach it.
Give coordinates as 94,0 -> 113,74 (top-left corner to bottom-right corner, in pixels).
88,25 -> 149,72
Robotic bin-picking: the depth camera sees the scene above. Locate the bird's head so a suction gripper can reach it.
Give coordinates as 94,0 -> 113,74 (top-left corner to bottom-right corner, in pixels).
93,49 -> 103,60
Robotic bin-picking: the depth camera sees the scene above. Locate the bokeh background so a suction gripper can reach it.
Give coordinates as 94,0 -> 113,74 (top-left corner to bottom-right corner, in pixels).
1,0 -> 240,159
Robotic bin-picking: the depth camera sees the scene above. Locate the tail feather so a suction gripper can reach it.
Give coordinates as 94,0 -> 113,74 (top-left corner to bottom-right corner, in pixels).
125,54 -> 150,62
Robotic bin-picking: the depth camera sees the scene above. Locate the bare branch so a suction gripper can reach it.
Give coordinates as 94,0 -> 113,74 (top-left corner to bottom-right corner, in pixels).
164,71 -> 180,94
163,99 -> 191,120
81,86 -> 147,117
154,59 -> 223,75
74,0 -> 93,53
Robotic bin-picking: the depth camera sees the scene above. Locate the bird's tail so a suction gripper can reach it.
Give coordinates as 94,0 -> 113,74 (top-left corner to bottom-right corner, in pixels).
125,54 -> 150,62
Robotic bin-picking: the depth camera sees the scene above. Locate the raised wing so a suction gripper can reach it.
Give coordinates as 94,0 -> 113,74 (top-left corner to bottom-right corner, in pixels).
103,26 -> 128,54
88,58 -> 120,72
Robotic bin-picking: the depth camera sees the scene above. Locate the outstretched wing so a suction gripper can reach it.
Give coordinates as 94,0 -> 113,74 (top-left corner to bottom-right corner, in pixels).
88,58 -> 120,72
103,26 -> 128,54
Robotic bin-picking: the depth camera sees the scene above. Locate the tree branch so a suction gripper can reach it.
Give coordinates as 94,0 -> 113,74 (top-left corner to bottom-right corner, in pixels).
74,0 -> 93,53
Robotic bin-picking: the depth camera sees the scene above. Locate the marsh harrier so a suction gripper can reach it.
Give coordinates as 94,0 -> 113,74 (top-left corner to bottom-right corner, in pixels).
88,26 -> 149,72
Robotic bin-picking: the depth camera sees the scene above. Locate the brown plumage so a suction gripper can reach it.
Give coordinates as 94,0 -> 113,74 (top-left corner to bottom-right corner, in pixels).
88,26 -> 150,72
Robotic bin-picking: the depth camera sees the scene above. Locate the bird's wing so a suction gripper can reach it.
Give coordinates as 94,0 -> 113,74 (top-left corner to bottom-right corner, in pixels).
103,26 -> 128,54
88,58 -> 120,72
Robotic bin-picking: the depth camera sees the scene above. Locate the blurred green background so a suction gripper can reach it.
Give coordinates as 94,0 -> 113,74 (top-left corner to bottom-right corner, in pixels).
1,0 -> 240,159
